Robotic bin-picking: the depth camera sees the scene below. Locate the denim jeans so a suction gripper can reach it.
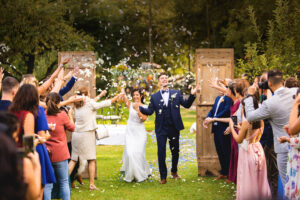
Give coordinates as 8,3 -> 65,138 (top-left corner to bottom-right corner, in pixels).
44,160 -> 70,200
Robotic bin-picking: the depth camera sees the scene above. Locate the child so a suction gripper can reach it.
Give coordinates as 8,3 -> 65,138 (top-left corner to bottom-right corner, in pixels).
278,134 -> 300,200
278,88 -> 300,200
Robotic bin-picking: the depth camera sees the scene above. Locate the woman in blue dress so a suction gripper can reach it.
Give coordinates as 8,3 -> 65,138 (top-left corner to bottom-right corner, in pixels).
20,57 -> 72,199
20,78 -> 57,200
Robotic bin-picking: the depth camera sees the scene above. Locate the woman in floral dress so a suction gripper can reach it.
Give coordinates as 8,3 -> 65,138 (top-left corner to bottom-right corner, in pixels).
278,88 -> 300,199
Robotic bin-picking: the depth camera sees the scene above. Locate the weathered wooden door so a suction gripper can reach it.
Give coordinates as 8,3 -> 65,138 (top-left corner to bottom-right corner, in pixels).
195,49 -> 234,176
58,51 -> 96,99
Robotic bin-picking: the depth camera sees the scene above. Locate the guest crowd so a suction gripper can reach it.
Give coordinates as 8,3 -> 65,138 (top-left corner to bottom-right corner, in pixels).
204,70 -> 300,200
0,56 -> 299,200
0,58 -> 123,200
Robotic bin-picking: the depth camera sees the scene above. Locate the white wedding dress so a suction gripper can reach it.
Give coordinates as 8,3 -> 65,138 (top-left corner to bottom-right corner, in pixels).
121,104 -> 150,182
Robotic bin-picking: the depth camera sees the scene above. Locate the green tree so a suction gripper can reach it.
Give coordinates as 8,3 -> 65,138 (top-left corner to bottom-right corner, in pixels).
236,0 -> 300,79
222,0 -> 276,58
0,0 -> 94,79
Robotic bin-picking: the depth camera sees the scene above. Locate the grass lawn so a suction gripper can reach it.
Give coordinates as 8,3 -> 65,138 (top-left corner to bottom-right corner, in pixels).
71,108 -> 236,200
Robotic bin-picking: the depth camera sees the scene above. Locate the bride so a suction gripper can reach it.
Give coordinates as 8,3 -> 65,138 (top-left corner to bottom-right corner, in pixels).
120,88 -> 151,182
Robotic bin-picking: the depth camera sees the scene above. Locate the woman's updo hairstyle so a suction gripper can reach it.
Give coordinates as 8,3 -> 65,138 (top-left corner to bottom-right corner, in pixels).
74,86 -> 89,108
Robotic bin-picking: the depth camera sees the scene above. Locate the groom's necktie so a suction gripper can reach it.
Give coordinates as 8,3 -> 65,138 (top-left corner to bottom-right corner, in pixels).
161,89 -> 169,94
213,96 -> 224,125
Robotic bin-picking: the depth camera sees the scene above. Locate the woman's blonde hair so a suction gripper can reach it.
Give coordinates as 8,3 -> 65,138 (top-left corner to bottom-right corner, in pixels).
20,74 -> 38,88
74,86 -> 89,108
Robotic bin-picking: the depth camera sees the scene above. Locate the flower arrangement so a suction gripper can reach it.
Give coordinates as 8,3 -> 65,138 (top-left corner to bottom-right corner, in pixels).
94,57 -> 195,122
170,93 -> 177,103
95,57 -> 158,121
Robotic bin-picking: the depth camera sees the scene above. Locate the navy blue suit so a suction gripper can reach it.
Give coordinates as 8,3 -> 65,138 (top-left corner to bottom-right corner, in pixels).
140,89 -> 195,179
59,76 -> 77,100
206,95 -> 232,175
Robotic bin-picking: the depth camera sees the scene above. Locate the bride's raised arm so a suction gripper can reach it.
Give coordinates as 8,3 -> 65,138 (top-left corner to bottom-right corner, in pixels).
118,88 -> 131,109
121,94 -> 131,109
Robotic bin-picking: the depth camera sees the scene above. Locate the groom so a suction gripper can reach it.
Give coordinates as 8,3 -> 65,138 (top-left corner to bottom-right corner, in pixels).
134,72 -> 198,184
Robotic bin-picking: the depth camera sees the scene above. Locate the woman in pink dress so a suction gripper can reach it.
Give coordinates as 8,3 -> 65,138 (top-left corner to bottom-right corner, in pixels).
229,95 -> 271,200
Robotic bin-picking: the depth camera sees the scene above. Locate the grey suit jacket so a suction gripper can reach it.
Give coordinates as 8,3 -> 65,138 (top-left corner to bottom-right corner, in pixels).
244,87 -> 298,153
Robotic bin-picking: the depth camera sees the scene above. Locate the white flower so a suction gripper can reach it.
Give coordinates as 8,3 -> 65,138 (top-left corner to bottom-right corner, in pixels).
171,93 -> 177,99
82,63 -> 94,68
95,58 -> 104,65
120,81 -> 126,88
159,109 -> 162,114
79,69 -> 85,75
84,68 -> 92,77
99,58 -> 104,65
101,75 -> 107,81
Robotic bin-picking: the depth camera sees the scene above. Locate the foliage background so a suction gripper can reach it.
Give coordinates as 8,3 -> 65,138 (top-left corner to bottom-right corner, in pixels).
1,0 -> 300,85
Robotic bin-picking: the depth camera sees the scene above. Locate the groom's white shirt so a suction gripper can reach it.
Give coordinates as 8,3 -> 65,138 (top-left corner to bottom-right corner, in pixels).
161,89 -> 169,107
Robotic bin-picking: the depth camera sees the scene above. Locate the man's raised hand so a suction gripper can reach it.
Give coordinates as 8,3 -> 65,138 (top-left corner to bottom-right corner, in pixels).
190,84 -> 200,95
73,65 -> 80,76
